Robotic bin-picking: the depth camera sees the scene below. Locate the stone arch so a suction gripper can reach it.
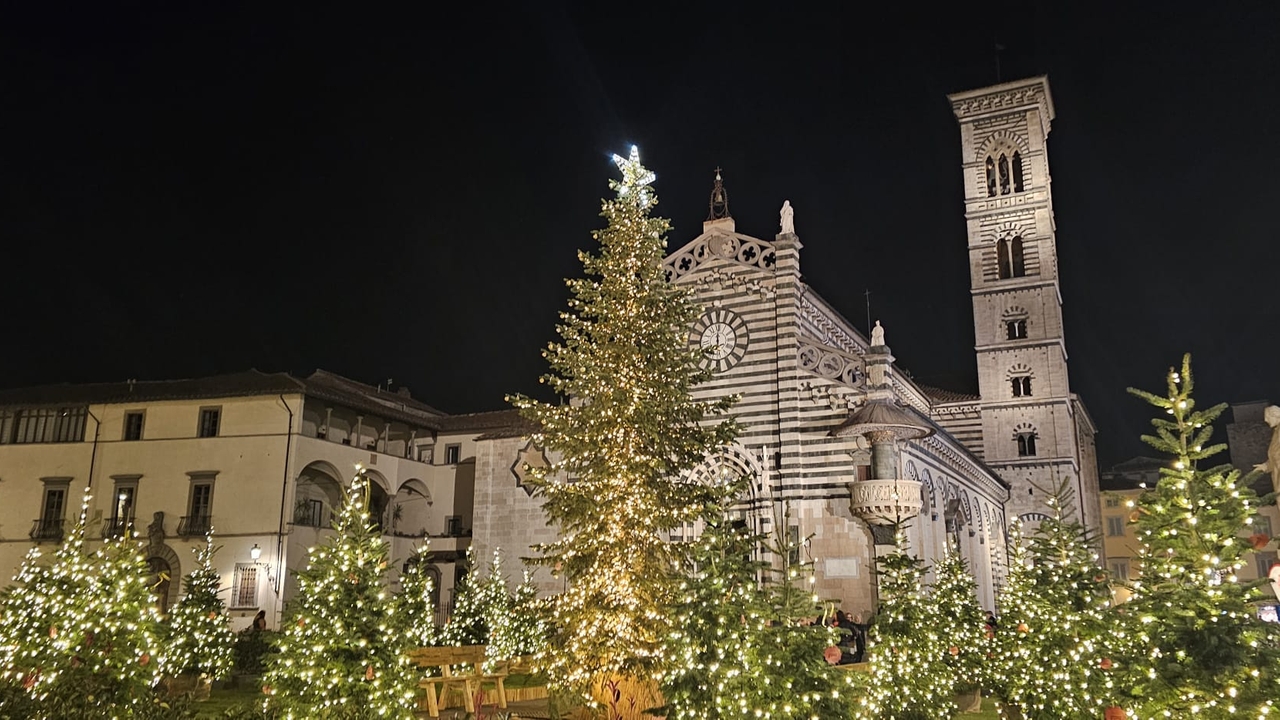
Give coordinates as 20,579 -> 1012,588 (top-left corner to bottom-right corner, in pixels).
687,442 -> 768,492
359,469 -> 392,532
294,460 -> 344,528
391,478 -> 432,538
146,541 -> 182,614
919,469 -> 937,520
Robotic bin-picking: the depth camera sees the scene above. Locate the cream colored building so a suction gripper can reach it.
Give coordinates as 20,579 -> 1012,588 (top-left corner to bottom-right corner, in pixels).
0,370 -> 517,630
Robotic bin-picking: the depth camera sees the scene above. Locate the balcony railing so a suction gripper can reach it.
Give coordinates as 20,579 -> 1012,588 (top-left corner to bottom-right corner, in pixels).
29,518 -> 64,542
177,515 -> 213,537
101,517 -> 134,539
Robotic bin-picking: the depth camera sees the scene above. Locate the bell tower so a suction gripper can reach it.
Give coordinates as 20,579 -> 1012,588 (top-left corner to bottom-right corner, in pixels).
949,76 -> 1100,531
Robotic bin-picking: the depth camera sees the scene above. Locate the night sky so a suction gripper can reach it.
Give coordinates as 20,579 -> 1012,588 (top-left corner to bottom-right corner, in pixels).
2,3 -> 1277,468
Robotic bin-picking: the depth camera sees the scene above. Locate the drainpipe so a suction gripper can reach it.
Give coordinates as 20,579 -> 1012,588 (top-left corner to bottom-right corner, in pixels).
275,395 -> 295,599
85,409 -> 102,493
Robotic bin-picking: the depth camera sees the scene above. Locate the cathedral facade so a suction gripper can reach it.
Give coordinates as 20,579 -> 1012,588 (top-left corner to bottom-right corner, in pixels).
471,76 -> 1100,617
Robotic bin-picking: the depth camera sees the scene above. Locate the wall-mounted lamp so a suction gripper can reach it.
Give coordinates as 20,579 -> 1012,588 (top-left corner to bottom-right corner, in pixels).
250,543 -> 263,561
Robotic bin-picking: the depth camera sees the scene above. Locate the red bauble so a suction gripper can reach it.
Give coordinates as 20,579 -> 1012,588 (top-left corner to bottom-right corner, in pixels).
1249,533 -> 1271,550
948,646 -> 959,656
1016,622 -> 1029,634
48,625 -> 57,639
985,628 -> 995,639
1100,657 -> 1113,670
822,646 -> 842,665
365,665 -> 375,680
262,685 -> 273,695
22,672 -> 38,690
139,653 -> 150,666
297,618 -> 306,627
1104,706 -> 1126,720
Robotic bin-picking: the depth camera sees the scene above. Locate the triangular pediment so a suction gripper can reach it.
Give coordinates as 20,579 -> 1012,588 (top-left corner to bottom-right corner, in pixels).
663,228 -> 777,283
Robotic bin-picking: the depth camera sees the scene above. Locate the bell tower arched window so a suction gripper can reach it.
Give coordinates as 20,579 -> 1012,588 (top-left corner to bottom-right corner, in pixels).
982,142 -> 1026,197
1016,431 -> 1037,457
997,236 -> 1027,280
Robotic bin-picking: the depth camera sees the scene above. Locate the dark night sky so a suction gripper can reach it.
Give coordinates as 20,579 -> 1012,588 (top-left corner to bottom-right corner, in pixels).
2,2 -> 1278,467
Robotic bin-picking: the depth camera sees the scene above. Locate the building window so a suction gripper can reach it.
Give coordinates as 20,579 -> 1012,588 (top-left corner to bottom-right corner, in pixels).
444,444 -> 461,464
1253,516 -> 1274,537
985,156 -> 997,197
32,480 -> 70,542
294,498 -> 324,528
106,478 -> 138,538
1256,551 -> 1278,580
997,236 -> 1027,279
445,515 -> 463,536
1011,152 -> 1024,192
232,564 -> 259,608
1,407 -> 87,444
1106,516 -> 1125,537
786,525 -> 801,565
1105,496 -> 1121,508
123,411 -> 145,441
197,407 -> 221,438
180,480 -> 214,537
1010,376 -> 1033,397
1110,560 -> 1129,579
1016,431 -> 1037,457
1006,319 -> 1028,340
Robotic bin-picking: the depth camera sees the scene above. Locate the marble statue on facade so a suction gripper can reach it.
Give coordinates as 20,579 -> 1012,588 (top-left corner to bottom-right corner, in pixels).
780,200 -> 795,235
870,320 -> 885,347
1255,405 -> 1280,494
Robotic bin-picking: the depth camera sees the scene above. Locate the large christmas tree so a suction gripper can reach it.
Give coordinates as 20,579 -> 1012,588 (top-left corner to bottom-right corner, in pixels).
988,481 -> 1117,720
853,524 -> 955,720
1118,355 -> 1280,718
510,145 -> 737,692
0,489 -> 163,719
263,472 -> 417,719
660,484 -> 848,720
162,533 -> 235,681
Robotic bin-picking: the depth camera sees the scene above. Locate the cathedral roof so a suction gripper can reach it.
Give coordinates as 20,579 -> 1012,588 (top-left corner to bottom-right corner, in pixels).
918,384 -> 981,404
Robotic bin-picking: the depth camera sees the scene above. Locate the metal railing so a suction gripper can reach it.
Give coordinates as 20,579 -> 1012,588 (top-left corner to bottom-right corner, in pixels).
101,517 -> 133,539
177,514 -> 212,537
29,518 -> 64,542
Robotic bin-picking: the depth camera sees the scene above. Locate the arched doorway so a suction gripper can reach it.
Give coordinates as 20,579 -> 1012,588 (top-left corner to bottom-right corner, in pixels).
148,556 -> 173,616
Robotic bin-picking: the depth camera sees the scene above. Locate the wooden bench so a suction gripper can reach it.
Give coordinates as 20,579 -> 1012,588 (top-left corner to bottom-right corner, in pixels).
408,645 -> 509,717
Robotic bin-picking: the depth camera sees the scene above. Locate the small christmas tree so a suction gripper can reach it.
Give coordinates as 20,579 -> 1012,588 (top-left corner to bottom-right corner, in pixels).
0,489 -> 163,718
661,487 -> 848,720
263,471 -> 417,719
439,548 -> 512,648
1117,355 -> 1280,718
509,145 -> 737,693
853,523 -> 956,720
488,568 -> 549,663
396,543 -> 437,650
162,532 -> 235,682
988,481 -> 1117,720
929,541 -> 987,698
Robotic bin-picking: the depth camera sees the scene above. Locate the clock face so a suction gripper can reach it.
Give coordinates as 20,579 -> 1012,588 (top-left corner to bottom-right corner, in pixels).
691,309 -> 749,373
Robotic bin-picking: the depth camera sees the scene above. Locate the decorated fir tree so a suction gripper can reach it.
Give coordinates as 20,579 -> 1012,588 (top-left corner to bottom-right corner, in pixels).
0,489 -> 163,719
263,471 -> 417,719
929,541 -> 988,699
661,487 -> 848,720
853,523 -> 955,720
1117,355 -> 1280,718
439,547 -> 512,648
396,543 -> 437,650
488,568 -> 549,663
509,145 -> 737,693
162,532 -> 235,682
987,481 -> 1117,720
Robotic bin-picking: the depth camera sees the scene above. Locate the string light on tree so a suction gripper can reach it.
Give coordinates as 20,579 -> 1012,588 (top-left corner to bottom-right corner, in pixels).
1116,355 -> 1280,719
262,471 -> 418,719
161,531 -> 235,683
509,144 -> 738,698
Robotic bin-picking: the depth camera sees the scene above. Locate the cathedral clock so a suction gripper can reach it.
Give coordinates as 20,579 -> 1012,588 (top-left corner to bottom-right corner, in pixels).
691,308 -> 749,373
